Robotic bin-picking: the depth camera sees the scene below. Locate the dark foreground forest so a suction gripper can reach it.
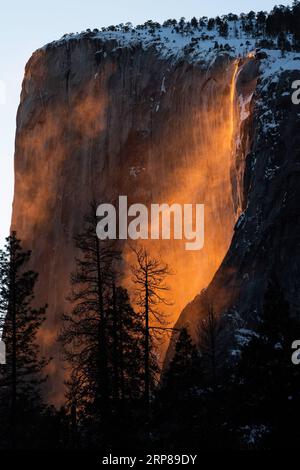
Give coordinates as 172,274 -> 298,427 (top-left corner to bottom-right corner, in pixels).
1,215 -> 300,451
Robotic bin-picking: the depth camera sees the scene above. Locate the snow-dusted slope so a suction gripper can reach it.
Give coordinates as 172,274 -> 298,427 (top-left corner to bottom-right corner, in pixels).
46,21 -> 258,61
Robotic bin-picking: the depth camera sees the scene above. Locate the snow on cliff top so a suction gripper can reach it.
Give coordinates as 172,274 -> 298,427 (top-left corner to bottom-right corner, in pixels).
43,20 -> 300,77
43,21 -> 258,61
259,49 -> 300,82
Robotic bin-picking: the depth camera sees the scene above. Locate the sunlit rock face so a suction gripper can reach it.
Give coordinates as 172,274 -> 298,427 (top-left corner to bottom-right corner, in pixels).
11,37 -> 239,403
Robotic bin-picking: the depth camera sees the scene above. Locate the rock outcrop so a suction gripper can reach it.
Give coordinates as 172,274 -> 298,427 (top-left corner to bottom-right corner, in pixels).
11,23 -> 300,401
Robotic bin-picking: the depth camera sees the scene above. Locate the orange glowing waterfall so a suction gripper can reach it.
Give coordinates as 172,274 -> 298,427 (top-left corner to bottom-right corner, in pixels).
229,60 -> 240,141
229,57 -> 255,218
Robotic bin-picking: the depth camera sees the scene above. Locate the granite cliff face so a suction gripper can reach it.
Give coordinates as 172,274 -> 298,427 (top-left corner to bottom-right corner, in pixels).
11,24 -> 300,400
12,35 -> 239,402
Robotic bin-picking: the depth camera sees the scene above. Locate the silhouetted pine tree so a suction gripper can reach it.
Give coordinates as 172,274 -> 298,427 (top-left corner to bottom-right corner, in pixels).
60,207 -> 146,449
191,17 -> 198,29
292,1 -> 300,49
256,11 -> 266,35
162,328 -> 202,395
198,303 -> 225,388
207,18 -> 215,31
154,328 -> 205,451
218,20 -> 228,38
105,285 -> 146,449
59,205 -> 121,446
130,246 -> 172,413
106,285 -> 144,403
0,232 -> 49,449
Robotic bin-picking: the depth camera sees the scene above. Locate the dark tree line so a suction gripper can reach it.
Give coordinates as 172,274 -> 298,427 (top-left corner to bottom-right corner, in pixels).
1,224 -> 300,450
154,277 -> 300,450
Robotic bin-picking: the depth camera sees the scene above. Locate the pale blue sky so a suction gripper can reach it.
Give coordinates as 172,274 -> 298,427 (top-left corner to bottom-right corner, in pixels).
0,0 -> 290,247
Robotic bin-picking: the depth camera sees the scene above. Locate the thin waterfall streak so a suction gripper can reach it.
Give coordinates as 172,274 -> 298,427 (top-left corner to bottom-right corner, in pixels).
229,60 -> 240,142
